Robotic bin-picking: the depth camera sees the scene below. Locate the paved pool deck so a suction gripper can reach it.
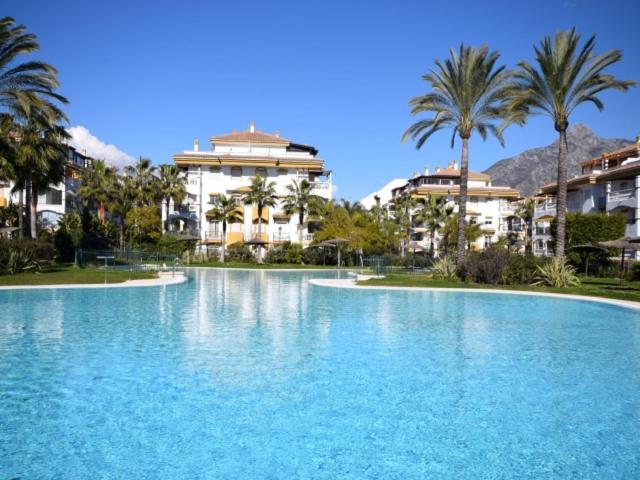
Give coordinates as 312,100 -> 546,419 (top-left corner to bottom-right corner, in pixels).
0,272 -> 188,291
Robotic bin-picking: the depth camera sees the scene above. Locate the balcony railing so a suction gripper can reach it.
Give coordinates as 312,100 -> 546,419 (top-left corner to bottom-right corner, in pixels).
609,188 -> 635,201
272,232 -> 291,243
310,181 -> 330,191
303,233 -> 315,242
205,231 -> 222,241
535,227 -> 551,236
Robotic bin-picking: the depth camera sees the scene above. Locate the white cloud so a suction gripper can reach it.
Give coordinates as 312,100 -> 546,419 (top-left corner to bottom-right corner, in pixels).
332,184 -> 339,195
67,125 -> 135,170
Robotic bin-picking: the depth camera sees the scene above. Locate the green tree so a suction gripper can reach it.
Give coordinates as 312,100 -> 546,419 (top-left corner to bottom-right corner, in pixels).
158,164 -> 186,232
124,157 -> 159,206
78,159 -> 117,224
282,179 -> 324,243
207,194 -> 242,263
242,175 -> 277,262
510,29 -> 635,258
403,44 -> 516,266
441,214 -> 482,255
125,205 -> 161,245
108,175 -> 137,250
393,195 -> 416,256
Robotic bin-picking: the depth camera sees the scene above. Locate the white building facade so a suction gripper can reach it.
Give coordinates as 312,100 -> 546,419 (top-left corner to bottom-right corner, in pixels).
533,136 -> 640,256
170,122 -> 332,251
391,161 -> 523,253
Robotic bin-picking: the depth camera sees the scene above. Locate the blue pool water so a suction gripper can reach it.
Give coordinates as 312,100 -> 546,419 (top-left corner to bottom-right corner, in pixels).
1,269 -> 640,479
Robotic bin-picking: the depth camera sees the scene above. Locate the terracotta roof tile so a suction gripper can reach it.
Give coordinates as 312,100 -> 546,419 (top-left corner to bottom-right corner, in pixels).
211,129 -> 290,145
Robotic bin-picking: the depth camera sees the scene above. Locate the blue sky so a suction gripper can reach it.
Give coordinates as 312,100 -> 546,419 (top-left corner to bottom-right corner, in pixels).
7,0 -> 640,200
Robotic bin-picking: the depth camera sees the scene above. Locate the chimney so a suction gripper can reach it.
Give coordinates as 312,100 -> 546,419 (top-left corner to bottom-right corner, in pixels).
636,133 -> 640,143
435,165 -> 441,173
452,160 -> 458,170
275,129 -> 280,138
249,120 -> 255,133
424,167 -> 429,176
193,139 -> 200,152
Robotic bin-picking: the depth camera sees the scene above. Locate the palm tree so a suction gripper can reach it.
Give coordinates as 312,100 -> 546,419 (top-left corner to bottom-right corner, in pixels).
339,199 -> 363,216
414,194 -> 451,257
78,159 -> 116,224
207,194 -> 242,263
124,157 -> 158,206
242,175 -> 277,262
282,179 -> 323,243
108,175 -> 136,250
510,29 -> 635,258
393,195 -> 416,257
158,164 -> 186,233
0,17 -> 67,118
369,195 -> 387,226
403,44 -> 516,266
9,110 -> 68,239
515,198 -> 534,254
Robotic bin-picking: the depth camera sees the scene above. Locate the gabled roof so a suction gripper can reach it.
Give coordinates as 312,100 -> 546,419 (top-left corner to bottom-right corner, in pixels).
580,142 -> 640,167
211,129 -> 290,146
431,166 -> 490,180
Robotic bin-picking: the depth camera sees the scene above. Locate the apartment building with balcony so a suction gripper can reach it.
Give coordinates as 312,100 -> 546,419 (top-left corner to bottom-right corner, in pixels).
170,122 -> 332,251
533,135 -> 640,256
0,145 -> 93,230
391,161 -> 522,253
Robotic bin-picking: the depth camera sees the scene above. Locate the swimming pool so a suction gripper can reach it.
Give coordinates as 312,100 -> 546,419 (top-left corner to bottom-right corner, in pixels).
1,269 -> 639,478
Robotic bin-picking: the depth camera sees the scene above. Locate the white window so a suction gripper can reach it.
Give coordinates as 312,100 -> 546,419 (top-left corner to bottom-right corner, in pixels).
231,167 -> 242,178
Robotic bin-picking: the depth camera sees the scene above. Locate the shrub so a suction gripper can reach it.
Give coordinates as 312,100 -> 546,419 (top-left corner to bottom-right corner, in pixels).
382,253 -> 431,269
532,257 -> 581,288
225,243 -> 256,263
0,238 -> 53,275
459,247 -> 510,284
502,254 -> 546,285
264,242 -> 303,264
302,245 -> 337,265
432,256 -> 457,281
156,234 -> 189,255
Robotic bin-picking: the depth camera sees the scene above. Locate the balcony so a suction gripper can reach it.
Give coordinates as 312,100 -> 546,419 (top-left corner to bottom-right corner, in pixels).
272,231 -> 291,243
310,181 -> 331,197
204,231 -> 222,243
607,188 -> 636,211
535,227 -> 551,236
534,201 -> 557,220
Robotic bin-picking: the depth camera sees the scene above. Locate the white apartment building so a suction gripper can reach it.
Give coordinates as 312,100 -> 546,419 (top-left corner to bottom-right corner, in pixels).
0,146 -> 92,230
533,135 -> 640,256
391,161 -> 522,253
170,122 -> 332,251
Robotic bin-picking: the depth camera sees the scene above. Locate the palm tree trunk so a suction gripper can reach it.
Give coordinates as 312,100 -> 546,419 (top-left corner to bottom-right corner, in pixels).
17,188 -> 24,238
430,229 -> 435,257
299,211 -> 304,243
221,222 -> 226,263
257,206 -> 263,263
24,181 -> 31,239
555,129 -> 568,258
98,201 -> 106,224
30,184 -> 38,240
456,137 -> 469,265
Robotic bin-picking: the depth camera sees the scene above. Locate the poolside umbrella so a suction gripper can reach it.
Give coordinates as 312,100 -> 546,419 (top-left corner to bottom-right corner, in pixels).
568,244 -> 607,276
314,241 -> 336,266
598,237 -> 640,283
326,238 -> 349,268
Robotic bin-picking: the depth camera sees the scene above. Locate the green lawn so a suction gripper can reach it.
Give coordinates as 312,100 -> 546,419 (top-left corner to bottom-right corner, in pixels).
0,264 -> 157,286
187,262 -> 334,270
359,274 -> 640,303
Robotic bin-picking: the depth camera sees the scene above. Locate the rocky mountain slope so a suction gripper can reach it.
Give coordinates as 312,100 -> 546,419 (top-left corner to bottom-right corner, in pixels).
483,124 -> 633,196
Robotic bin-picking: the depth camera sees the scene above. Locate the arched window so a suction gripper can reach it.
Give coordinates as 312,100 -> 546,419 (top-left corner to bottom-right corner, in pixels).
231,166 -> 242,178
255,167 -> 267,178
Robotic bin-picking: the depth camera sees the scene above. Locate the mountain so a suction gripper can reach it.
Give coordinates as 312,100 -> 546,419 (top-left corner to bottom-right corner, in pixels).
483,124 -> 634,196
359,178 -> 407,208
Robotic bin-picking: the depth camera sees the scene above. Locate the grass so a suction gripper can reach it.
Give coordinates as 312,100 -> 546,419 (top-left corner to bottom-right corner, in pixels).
0,263 -> 157,286
359,274 -> 640,304
186,262 -> 334,270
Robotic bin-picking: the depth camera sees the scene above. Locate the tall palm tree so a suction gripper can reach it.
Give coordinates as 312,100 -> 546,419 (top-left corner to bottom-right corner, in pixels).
108,175 -> 136,250
158,164 -> 186,233
0,17 -> 67,118
124,157 -> 158,206
207,194 -> 242,263
515,197 -> 534,254
282,179 -> 323,243
339,199 -> 363,216
9,109 -> 68,239
510,29 -> 635,258
369,195 -> 387,226
242,175 -> 277,262
403,44 -> 516,265
78,159 -> 116,224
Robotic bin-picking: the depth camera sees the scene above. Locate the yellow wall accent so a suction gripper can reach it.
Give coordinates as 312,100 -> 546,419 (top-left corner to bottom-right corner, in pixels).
227,232 -> 244,245
252,206 -> 269,223
0,197 -> 7,207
